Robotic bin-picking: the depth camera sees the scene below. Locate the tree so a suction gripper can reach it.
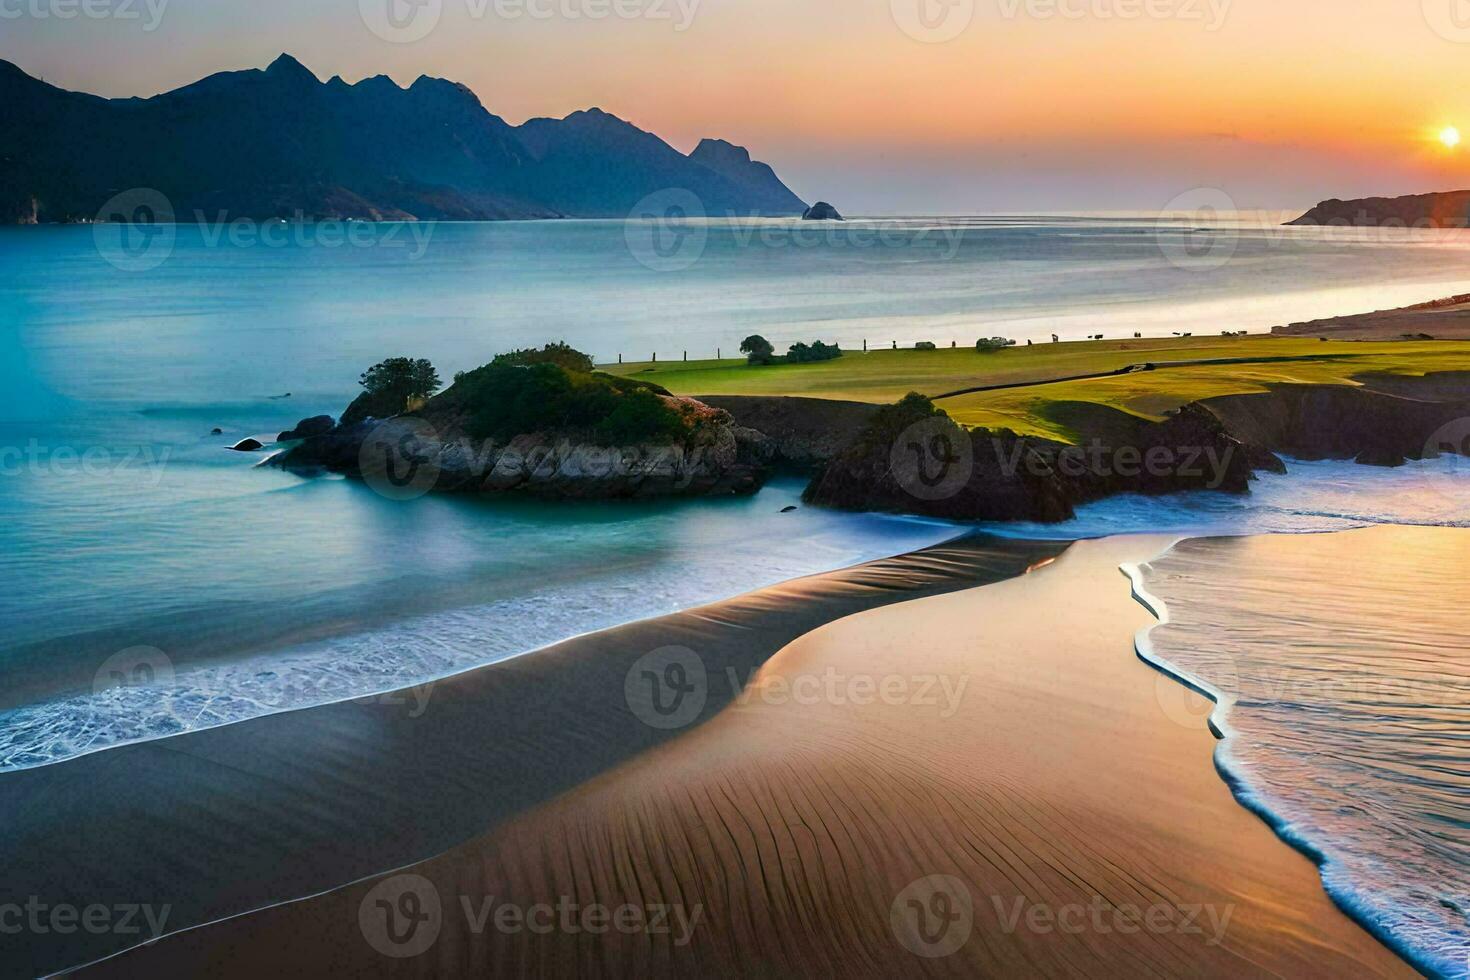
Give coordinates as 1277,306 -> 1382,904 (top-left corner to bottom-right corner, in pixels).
740,335 -> 776,365
359,357 -> 441,399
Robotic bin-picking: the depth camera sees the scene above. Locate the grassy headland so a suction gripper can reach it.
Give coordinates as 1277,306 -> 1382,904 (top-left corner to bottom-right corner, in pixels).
605,335 -> 1470,441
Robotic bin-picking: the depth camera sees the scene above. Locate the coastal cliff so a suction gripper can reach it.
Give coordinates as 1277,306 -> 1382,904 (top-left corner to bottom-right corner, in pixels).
711,373 -> 1468,523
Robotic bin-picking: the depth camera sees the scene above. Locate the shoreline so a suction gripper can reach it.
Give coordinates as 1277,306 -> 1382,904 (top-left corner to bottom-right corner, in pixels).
0,534 -> 1064,978
73,535 -> 1415,978
1127,531 -> 1467,978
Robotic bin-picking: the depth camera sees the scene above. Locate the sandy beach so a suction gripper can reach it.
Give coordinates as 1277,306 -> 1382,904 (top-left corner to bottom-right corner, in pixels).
4,535 -> 1062,978
79,536 -> 1412,978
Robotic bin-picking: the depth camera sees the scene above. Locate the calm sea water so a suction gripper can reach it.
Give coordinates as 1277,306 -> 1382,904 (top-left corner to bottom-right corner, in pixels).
1135,529 -> 1470,978
1,215 -> 1467,782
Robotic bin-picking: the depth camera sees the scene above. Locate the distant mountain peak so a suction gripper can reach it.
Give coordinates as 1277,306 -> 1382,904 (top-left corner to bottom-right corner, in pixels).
692,138 -> 752,167
265,53 -> 318,84
353,74 -> 401,92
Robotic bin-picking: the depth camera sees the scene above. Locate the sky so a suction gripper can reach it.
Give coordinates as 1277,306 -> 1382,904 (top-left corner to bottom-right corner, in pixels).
5,0 -> 1470,213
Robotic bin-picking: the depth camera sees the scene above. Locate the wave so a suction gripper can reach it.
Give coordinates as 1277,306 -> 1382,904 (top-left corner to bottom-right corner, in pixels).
0,511 -> 960,773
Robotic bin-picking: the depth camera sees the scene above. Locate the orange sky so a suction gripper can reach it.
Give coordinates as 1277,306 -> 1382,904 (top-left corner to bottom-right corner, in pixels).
6,0 -> 1470,210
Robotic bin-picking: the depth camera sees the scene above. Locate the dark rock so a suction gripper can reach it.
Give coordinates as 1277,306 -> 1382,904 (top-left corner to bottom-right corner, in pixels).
1202,383 -> 1470,465
228,438 -> 264,452
698,396 -> 879,469
277,415 -> 336,441
803,396 -> 1266,524
275,398 -> 775,500
802,202 -> 844,221
340,389 -> 409,427
211,428 -> 223,435
1355,448 -> 1407,467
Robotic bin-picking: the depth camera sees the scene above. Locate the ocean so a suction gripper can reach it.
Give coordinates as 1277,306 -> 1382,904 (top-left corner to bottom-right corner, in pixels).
1,216 -> 1468,970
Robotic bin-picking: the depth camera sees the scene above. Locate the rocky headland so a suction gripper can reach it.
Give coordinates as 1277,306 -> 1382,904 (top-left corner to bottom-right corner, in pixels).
1287,190 -> 1470,228
269,350 -> 1468,520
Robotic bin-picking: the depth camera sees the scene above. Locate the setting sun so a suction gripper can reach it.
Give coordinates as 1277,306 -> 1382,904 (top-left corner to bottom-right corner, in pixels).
1441,126 -> 1462,148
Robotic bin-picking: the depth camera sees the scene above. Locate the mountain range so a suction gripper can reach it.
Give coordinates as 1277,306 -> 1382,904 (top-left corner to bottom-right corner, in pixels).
0,54 -> 807,223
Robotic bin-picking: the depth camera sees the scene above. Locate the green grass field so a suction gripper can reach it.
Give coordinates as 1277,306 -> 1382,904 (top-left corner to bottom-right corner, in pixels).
604,336 -> 1470,441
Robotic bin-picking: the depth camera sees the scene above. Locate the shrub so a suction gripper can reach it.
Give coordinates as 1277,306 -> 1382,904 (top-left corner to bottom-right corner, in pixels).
854,392 -> 957,455
491,342 -> 596,374
786,340 -> 844,363
453,362 -> 691,446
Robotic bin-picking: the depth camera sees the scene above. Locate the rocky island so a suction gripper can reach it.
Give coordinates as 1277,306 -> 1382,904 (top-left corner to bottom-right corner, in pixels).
274,347 -> 773,499
801,202 -> 844,221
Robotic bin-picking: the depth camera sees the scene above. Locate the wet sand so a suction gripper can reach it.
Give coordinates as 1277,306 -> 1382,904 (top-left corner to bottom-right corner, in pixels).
82,536 -> 1412,978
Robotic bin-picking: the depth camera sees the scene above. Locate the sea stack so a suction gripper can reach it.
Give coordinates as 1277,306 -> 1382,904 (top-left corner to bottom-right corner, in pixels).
802,201 -> 844,221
